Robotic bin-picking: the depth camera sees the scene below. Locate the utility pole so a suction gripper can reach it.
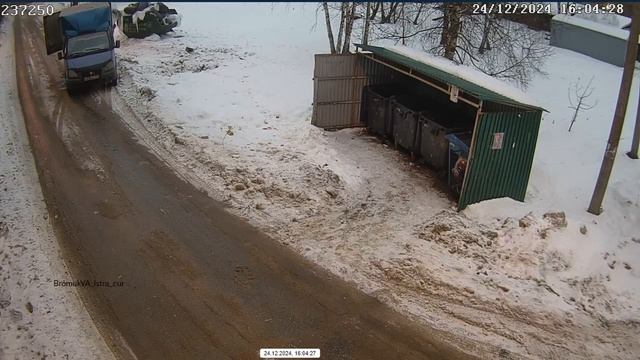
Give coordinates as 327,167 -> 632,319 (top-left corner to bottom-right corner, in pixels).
628,90 -> 640,159
588,5 -> 640,215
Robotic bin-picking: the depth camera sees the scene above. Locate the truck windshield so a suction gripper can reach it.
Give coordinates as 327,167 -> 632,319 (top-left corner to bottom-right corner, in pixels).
67,32 -> 110,58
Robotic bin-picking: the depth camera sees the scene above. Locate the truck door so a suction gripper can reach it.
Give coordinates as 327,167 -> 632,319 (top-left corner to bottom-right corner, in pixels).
43,12 -> 64,55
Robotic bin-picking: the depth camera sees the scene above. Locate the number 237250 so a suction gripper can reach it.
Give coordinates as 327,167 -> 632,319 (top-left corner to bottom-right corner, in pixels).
1,4 -> 55,17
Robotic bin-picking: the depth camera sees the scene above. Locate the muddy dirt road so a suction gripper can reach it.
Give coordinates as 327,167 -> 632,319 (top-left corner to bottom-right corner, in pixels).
12,17 -> 474,359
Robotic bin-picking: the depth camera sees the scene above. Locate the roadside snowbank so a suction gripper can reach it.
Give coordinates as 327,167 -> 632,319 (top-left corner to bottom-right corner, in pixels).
112,3 -> 640,358
0,20 -> 114,360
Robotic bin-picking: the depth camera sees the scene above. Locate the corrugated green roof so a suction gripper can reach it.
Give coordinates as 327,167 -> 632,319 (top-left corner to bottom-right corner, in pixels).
356,44 -> 544,111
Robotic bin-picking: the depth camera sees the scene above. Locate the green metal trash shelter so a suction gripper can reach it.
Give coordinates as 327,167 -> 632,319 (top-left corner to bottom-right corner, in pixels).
311,44 -> 545,210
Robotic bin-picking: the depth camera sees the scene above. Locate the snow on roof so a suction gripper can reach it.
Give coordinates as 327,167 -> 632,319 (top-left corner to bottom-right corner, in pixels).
616,15 -> 632,28
553,14 -> 637,43
382,45 -> 543,110
580,13 -> 630,28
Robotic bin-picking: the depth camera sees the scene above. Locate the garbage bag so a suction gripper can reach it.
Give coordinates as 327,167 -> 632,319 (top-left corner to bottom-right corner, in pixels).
119,2 -> 181,39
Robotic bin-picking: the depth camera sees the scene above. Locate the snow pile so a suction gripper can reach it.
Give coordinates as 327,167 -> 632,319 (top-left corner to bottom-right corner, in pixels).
416,208 -> 575,295
418,209 -> 499,257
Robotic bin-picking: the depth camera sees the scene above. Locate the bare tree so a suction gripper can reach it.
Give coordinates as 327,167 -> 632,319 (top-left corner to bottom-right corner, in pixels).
588,5 -> 640,215
342,2 -> 357,53
454,13 -> 552,86
336,3 -> 346,53
322,2 -> 336,54
366,2 -> 551,87
369,2 -> 379,21
362,2 -> 371,45
393,3 -> 405,24
319,2 -> 550,86
440,3 -> 463,60
319,2 -> 361,55
412,3 -> 424,25
438,4 -> 449,46
478,14 -> 492,54
567,76 -> 597,132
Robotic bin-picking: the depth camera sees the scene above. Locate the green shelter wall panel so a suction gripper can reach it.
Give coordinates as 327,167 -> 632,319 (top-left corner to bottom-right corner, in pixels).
459,111 -> 542,209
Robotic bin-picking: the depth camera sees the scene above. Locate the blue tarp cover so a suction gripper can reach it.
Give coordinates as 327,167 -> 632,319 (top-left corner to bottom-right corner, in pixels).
60,3 -> 111,38
445,133 -> 470,157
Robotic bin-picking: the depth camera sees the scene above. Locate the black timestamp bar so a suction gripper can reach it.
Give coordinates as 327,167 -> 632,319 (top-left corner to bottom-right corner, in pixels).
1,4 -> 55,17
472,3 -> 552,15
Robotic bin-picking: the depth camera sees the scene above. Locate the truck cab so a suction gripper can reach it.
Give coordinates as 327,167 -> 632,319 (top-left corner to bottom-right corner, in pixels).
44,3 -> 120,91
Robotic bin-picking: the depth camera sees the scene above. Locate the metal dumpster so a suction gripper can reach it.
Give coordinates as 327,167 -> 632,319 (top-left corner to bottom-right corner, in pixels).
362,85 -> 403,137
419,112 -> 467,170
391,96 -> 427,153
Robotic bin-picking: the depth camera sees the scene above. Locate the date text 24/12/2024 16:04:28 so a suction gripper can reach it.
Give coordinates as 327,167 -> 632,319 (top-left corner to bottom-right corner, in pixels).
471,2 -> 624,15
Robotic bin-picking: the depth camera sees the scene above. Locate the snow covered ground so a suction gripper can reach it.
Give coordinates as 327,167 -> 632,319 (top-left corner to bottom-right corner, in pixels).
468,47 -> 640,323
0,20 -> 114,360
111,3 -> 639,358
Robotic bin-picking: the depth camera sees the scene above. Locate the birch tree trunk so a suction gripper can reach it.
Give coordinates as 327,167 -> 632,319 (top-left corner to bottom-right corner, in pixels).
322,2 -> 336,54
342,2 -> 357,54
336,2 -> 346,54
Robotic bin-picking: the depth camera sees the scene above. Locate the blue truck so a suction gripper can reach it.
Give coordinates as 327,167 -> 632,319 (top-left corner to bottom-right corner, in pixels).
43,3 -> 119,91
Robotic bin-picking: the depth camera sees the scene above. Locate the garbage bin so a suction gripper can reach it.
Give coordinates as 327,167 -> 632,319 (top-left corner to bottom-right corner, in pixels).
419,112 -> 467,170
391,96 -> 427,153
362,85 -> 403,137
445,132 -> 472,196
